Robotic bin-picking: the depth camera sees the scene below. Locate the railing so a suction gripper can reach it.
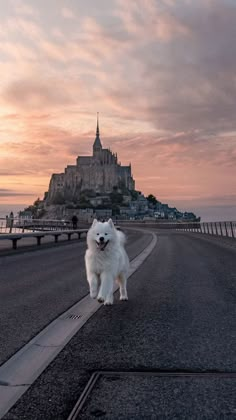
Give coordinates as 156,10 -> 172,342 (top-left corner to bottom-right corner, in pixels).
116,219 -> 236,238
117,220 -> 202,230
180,221 -> 236,238
15,219 -> 73,232
0,218 -> 86,234
1,217 -> 235,240
0,229 -> 88,250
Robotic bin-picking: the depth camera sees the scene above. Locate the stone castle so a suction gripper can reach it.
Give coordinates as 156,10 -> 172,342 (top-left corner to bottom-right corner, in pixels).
46,116 -> 135,204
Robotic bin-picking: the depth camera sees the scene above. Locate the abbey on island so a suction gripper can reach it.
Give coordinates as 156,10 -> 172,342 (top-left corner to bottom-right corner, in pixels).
23,116 -> 198,221
46,115 -> 135,205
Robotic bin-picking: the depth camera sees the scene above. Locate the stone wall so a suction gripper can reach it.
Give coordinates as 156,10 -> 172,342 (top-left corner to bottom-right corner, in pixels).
46,138 -> 135,204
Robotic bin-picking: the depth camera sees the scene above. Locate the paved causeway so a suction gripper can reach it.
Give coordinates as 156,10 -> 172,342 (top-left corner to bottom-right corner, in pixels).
1,229 -> 236,419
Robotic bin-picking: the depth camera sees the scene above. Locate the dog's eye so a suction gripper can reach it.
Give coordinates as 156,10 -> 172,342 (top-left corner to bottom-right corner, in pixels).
96,233 -> 99,235
105,233 -> 108,235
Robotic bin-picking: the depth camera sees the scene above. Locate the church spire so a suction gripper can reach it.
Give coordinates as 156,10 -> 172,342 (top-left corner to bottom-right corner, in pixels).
93,112 -> 102,154
96,112 -> 99,137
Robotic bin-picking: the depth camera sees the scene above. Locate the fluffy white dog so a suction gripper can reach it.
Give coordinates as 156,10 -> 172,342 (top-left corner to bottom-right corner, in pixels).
85,218 -> 129,305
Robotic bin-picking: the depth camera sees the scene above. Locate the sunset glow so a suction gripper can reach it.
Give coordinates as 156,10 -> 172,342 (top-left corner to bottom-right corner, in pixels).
0,0 -> 236,220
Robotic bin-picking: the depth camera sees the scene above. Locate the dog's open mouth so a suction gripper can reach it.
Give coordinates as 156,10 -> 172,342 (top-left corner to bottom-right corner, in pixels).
96,240 -> 109,251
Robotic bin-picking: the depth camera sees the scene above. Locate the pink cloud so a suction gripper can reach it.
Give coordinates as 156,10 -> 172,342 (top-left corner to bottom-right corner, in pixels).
115,0 -> 190,42
0,41 -> 37,60
3,78 -> 75,110
12,0 -> 39,17
3,16 -> 42,39
61,7 -> 76,20
0,0 -> 235,214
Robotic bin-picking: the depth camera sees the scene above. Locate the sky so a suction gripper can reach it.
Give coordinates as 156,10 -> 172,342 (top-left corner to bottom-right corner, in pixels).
0,0 -> 236,221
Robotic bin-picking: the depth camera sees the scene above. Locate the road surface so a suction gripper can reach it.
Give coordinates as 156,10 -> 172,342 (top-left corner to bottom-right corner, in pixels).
0,229 -> 151,366
1,230 -> 236,419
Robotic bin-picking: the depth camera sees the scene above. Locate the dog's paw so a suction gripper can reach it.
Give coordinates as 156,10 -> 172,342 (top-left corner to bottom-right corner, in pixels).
90,290 -> 98,299
120,296 -> 128,301
97,296 -> 105,303
104,295 -> 114,306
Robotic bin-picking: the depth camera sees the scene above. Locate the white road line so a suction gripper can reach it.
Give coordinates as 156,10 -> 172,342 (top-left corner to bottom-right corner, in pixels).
0,231 -> 157,419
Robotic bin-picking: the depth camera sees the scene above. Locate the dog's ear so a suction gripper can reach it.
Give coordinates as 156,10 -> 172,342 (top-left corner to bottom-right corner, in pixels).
92,219 -> 98,227
108,218 -> 114,228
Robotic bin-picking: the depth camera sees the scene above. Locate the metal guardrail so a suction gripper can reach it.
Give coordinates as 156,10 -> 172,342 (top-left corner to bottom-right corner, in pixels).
1,216 -> 235,243
15,219 -> 73,232
0,229 -> 88,250
180,221 -> 236,238
116,220 -> 236,238
0,218 -> 88,234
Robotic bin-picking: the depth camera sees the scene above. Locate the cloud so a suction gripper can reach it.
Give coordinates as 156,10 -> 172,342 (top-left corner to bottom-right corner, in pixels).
3,16 -> 43,39
115,0 -> 190,42
3,79 -> 74,110
11,0 -> 39,17
0,122 -> 91,178
0,188 -> 34,197
0,41 -> 37,60
61,7 -> 76,20
86,0 -> 235,138
0,0 -> 235,215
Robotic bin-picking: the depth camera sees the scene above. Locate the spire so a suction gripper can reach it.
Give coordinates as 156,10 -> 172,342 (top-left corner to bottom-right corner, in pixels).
93,112 -> 102,153
96,112 -> 99,137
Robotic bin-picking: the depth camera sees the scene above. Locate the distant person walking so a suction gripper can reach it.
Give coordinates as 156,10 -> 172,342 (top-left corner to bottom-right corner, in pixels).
6,215 -> 10,228
72,214 -> 78,230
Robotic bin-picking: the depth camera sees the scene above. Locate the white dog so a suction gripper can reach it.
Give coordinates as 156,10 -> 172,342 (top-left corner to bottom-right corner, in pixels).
85,219 -> 129,305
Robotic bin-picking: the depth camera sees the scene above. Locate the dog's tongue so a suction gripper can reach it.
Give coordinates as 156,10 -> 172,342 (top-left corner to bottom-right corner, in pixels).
96,240 -> 109,251
97,242 -> 106,250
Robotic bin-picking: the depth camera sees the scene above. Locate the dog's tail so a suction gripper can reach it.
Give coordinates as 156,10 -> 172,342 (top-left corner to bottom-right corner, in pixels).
116,229 -> 126,246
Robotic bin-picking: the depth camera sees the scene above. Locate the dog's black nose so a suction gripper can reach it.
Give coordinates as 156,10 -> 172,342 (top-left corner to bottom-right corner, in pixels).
99,237 -> 104,242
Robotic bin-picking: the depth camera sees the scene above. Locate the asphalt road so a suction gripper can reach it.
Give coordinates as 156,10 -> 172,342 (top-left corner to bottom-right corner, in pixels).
0,229 -> 151,366
2,231 -> 236,419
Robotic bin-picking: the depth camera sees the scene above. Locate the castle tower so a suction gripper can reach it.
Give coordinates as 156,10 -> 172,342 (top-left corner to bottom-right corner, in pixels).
93,112 -> 102,156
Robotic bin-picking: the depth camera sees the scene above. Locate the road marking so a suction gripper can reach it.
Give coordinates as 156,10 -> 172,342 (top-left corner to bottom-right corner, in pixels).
0,231 -> 157,419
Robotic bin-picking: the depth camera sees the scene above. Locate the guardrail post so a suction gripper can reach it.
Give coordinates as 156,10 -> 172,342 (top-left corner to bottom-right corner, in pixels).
213,222 -> 215,234
211,222 -> 214,235
219,222 -> 223,236
9,219 -> 13,234
225,222 -> 229,237
215,222 -> 218,235
206,223 -> 210,234
230,222 -> 235,238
